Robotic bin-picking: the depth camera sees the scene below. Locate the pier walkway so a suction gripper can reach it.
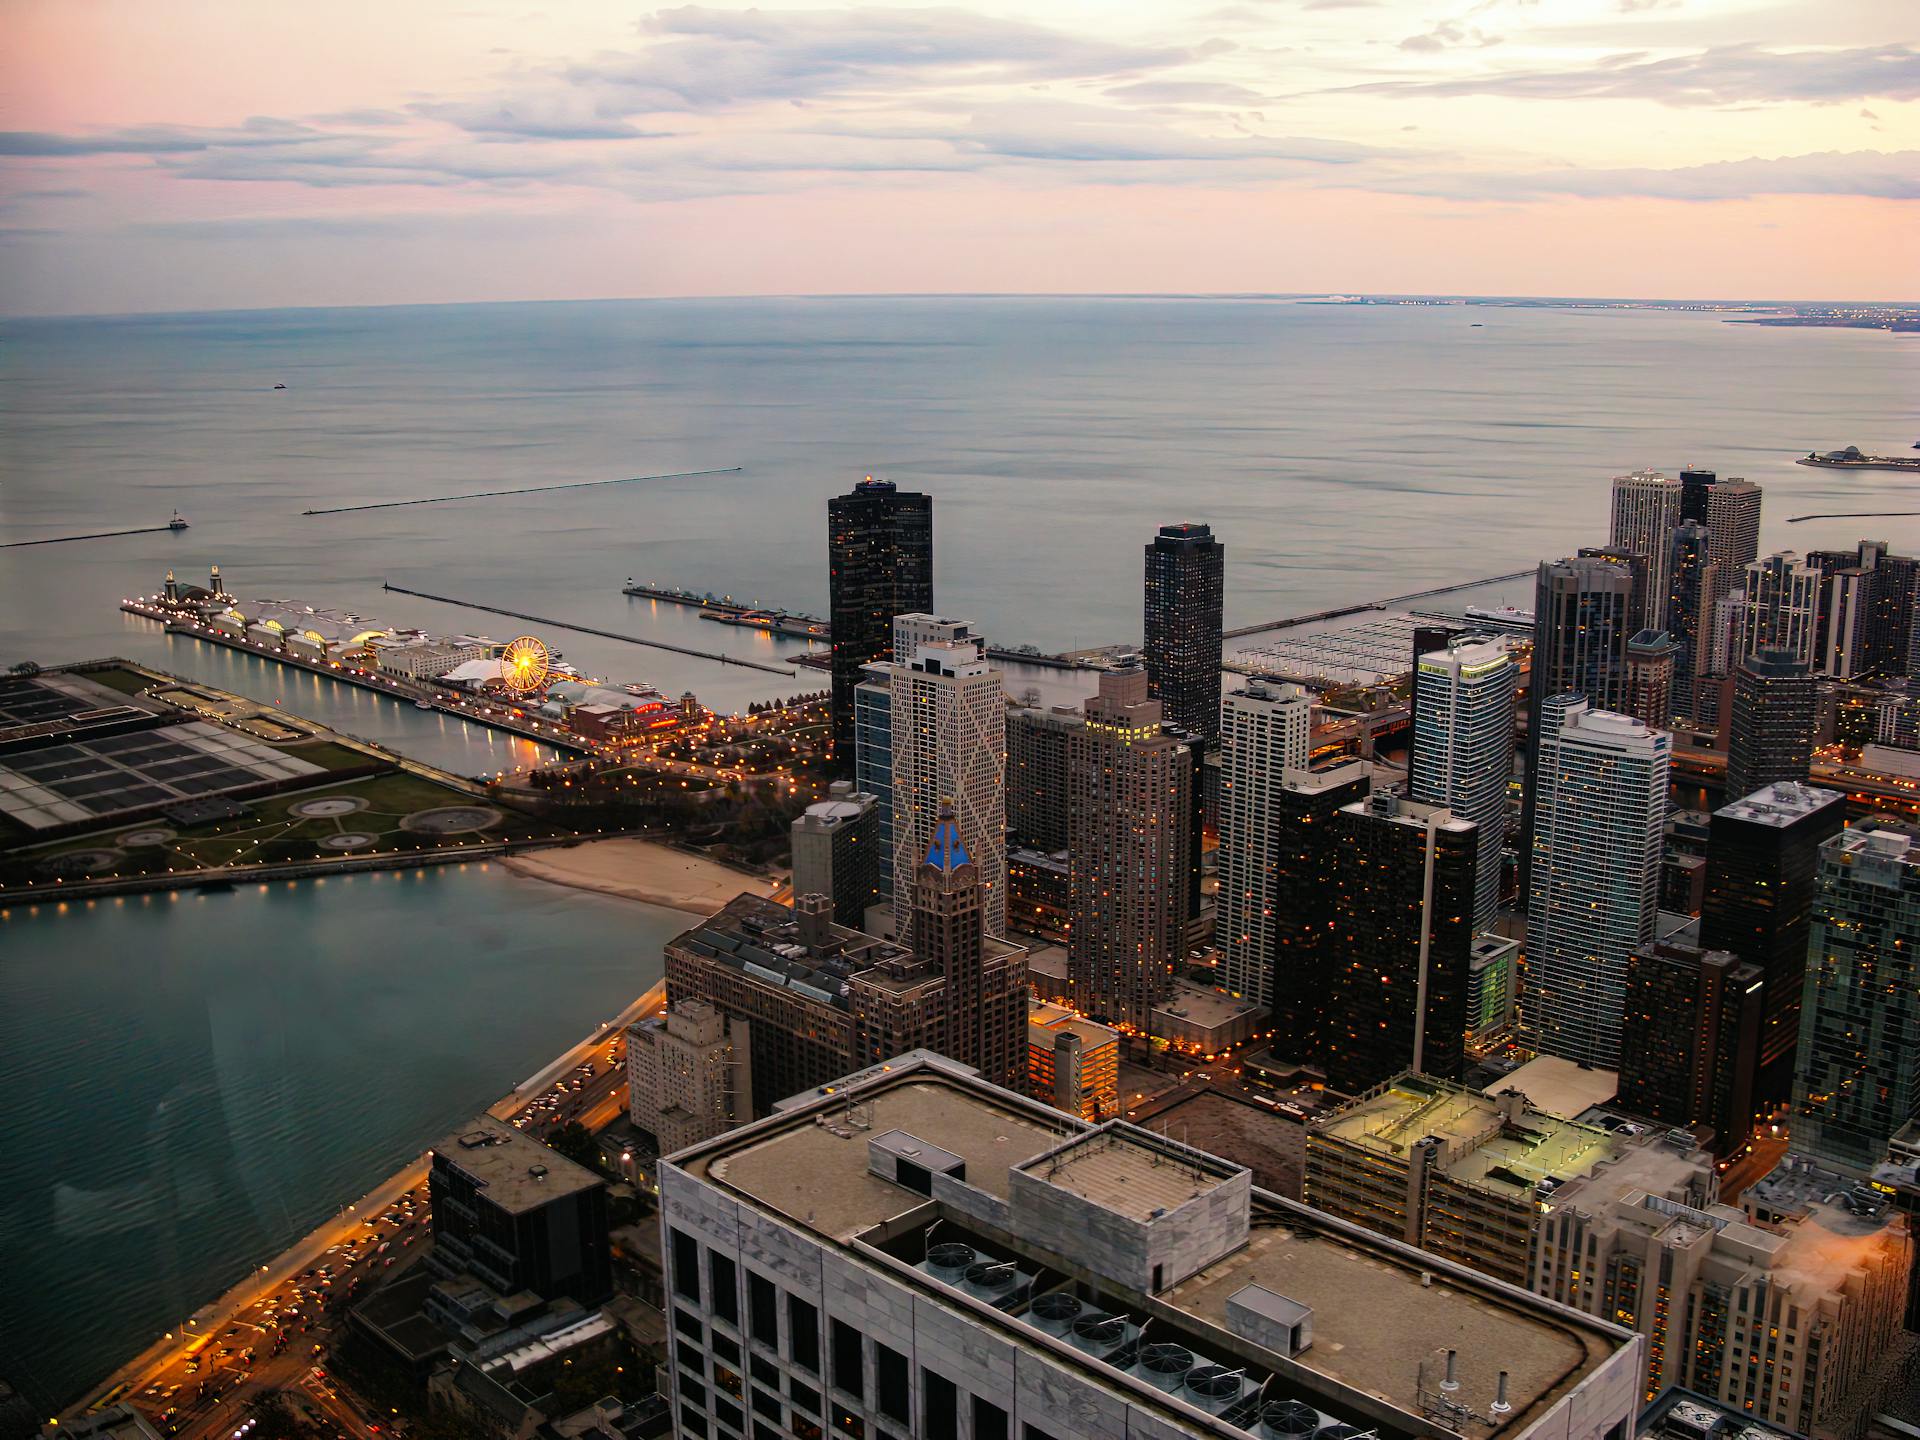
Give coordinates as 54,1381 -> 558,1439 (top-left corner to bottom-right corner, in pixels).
384,584 -> 796,675
1223,569 -> 1534,640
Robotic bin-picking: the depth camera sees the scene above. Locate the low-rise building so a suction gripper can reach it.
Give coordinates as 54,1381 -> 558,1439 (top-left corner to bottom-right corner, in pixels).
371,634 -> 488,678
1028,998 -> 1121,1121
427,1114 -> 612,1308
658,1052 -> 1646,1440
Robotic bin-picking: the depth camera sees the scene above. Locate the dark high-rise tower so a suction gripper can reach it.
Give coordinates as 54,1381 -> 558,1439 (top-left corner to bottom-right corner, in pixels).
1143,523 -> 1225,742
828,477 -> 932,764
1268,759 -> 1374,1062
1617,942 -> 1763,1155
1322,792 -> 1478,1092
1725,649 -> 1816,803
1678,467 -> 1716,524
1665,520 -> 1717,717
1623,630 -> 1678,729
1699,781 -> 1846,1109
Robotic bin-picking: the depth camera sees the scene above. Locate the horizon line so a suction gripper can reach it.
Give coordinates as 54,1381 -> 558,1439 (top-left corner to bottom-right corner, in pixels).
4,288 -> 1916,326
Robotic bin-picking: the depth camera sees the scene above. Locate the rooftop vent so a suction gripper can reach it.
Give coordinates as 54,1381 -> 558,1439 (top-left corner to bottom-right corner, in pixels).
926,1243 -> 975,1281
1068,1311 -> 1137,1357
1261,1400 -> 1324,1440
1028,1293 -> 1083,1336
1137,1342 -> 1196,1392
1183,1364 -> 1250,1415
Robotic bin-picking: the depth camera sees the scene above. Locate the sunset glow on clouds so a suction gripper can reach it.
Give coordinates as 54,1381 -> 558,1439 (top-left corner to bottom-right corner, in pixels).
1,0 -> 1914,313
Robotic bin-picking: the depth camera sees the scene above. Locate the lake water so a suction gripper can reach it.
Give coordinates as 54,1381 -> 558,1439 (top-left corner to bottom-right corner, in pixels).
0,297 -> 1913,1406
0,865 -> 680,1409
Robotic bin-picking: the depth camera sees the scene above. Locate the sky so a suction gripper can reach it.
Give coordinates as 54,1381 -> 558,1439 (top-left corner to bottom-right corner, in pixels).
0,0 -> 1914,314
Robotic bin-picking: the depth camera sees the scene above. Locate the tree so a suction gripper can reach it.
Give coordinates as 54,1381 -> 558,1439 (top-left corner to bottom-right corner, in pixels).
547,1122 -> 600,1171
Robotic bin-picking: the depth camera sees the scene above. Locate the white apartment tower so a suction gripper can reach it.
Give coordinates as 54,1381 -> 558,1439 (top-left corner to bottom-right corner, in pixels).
1608,470 -> 1682,632
1521,695 -> 1670,1067
1411,637 -> 1518,932
1218,677 -> 1313,1006
888,614 -> 1006,944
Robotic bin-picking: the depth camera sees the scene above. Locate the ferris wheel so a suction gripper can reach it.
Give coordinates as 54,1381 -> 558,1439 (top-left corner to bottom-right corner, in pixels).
499,635 -> 551,695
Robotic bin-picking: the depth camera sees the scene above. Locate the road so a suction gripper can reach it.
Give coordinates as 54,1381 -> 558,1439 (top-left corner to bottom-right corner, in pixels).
75,983 -> 666,1438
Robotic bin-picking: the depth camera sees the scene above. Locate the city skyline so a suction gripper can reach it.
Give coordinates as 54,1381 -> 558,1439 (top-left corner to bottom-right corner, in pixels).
2,0 -> 1916,315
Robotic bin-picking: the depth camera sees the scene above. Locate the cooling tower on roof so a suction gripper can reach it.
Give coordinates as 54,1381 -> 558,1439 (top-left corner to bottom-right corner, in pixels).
1136,1342 -> 1196,1393
925,1243 -> 975,1282
1028,1293 -> 1083,1335
1261,1399 -> 1323,1440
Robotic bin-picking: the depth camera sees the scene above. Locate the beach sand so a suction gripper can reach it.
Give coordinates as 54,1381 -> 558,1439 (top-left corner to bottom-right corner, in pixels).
503,837 -> 771,915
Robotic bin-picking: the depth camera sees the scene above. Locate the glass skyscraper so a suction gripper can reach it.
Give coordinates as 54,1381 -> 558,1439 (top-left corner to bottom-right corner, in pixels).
1791,826 -> 1920,1175
1142,522 -> 1225,742
1411,636 -> 1516,932
828,477 -> 932,764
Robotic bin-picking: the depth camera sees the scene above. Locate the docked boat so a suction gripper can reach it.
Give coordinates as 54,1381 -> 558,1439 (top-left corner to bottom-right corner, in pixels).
1797,445 -> 1920,472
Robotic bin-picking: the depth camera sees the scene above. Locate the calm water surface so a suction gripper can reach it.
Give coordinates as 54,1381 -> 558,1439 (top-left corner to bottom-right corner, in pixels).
0,866 -> 678,1407
0,298 -> 1913,1405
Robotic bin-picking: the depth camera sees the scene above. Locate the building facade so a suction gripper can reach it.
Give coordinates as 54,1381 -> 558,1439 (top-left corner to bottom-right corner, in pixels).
791,782 -> 882,929
1703,478 -> 1764,605
1610,469 -> 1683,633
1142,522 -> 1225,742
886,616 -> 1005,944
1065,668 -> 1194,1034
1006,703 -> 1077,854
1217,678 -> 1314,1006
428,1115 -> 613,1308
1724,650 -> 1816,804
1666,521 -> 1720,719
1623,630 -> 1678,730
910,810 -> 1028,1089
1410,636 -> 1516,932
1268,759 -> 1374,1064
1521,697 -> 1670,1068
1699,782 -> 1847,1110
1616,943 -> 1763,1154
1028,999 -> 1122,1121
828,477 -> 932,763
1322,792 -> 1477,1092
628,999 -> 754,1156
1792,826 -> 1920,1175
1735,553 -> 1820,666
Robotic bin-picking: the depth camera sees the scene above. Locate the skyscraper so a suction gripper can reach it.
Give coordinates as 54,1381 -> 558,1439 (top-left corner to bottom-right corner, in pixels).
1521,696 -> 1670,1067
1703,477 -> 1763,602
1699,781 -> 1847,1108
1678,466 -> 1717,524
1410,636 -> 1516,931
886,615 -> 1005,945
1791,825 -> 1920,1175
1735,552 -> 1819,665
1665,520 -> 1718,719
791,782 -> 881,929
913,808 -> 1027,1089
1622,630 -> 1677,729
1609,469 -> 1682,632
828,477 -> 932,763
1064,668 -> 1194,1033
1724,649 -> 1816,802
1322,792 -> 1478,1092
1811,540 -> 1920,680
1520,556 -> 1637,882
1268,759 -> 1374,1061
1218,677 -> 1313,1005
1617,942 -> 1763,1155
1142,522 -> 1225,742
1006,703 -> 1077,853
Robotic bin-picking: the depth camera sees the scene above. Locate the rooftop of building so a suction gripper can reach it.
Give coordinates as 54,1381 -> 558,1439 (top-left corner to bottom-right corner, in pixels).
668,891 -> 916,1011
1314,1074 -> 1636,1202
1639,1386 -> 1809,1440
1339,791 -> 1476,834
432,1114 -> 604,1213
1016,1124 -> 1246,1224
1828,824 -> 1918,866
694,1069 -> 1067,1243
1154,981 -> 1265,1032
674,1057 -> 1634,1440
1481,1056 -> 1618,1121
1743,1156 -> 1905,1271
1029,999 -> 1120,1050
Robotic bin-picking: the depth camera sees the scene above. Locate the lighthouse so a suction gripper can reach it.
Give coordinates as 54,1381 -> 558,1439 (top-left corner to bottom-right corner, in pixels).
164,569 -> 178,604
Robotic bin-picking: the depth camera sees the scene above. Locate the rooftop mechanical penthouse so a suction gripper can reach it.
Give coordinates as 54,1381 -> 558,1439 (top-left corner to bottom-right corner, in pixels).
657,1052 -> 1644,1440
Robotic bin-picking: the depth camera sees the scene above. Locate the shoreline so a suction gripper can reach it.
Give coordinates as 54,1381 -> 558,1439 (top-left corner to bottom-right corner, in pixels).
502,835 -> 772,915
66,981 -> 666,1423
